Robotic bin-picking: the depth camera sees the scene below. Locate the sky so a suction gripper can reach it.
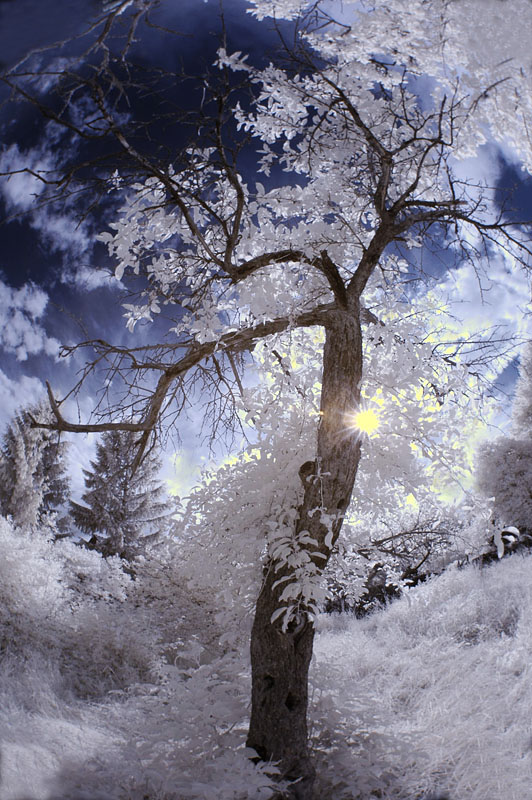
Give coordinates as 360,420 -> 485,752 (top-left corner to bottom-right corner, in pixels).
0,0 -> 532,499
0,0 -> 286,496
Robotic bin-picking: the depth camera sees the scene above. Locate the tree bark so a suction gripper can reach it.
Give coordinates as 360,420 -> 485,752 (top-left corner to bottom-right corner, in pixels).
247,305 -> 364,797
248,568 -> 317,798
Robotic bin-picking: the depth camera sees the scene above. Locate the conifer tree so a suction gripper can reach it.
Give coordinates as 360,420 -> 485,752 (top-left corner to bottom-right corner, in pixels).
71,430 -> 171,560
477,342 -> 532,539
0,403 -> 69,531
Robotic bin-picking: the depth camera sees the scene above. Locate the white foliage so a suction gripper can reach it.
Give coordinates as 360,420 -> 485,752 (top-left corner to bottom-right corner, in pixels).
8,2 -> 532,796
3,512 -> 532,799
249,0 -> 532,170
0,278 -> 59,361
71,429 -> 172,560
0,517 -> 157,696
95,0 -> 532,398
177,295 -> 494,630
0,402 -> 69,530
477,434 -> 532,531
509,340 -> 532,433
477,340 -> 532,531
0,515 -> 282,799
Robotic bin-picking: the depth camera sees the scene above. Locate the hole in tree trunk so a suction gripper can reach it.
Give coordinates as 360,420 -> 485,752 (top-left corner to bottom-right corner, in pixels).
263,674 -> 275,689
285,692 -> 297,710
248,745 -> 268,764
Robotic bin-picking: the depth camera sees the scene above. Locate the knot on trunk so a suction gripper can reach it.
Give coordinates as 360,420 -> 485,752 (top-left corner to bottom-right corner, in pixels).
298,460 -> 316,485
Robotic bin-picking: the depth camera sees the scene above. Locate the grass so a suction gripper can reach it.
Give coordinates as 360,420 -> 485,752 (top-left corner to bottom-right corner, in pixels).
2,515 -> 532,799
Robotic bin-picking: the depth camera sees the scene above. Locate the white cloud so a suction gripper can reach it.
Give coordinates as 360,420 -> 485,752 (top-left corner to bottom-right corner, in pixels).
0,369 -> 45,431
165,449 -> 203,497
445,258 -> 530,326
434,254 -> 532,380
0,143 -> 53,212
0,279 -> 60,361
67,430 -> 98,503
27,56 -> 77,95
15,281 -> 48,317
450,142 -> 502,196
62,264 -> 123,292
32,208 -> 90,255
0,141 -> 91,256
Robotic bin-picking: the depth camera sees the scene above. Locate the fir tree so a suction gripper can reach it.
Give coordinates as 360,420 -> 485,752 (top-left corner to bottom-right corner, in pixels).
0,402 -> 69,530
477,341 -> 532,539
71,430 -> 171,560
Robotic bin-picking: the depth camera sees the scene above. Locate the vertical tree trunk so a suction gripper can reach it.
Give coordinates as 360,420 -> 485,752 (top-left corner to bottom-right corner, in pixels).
247,306 -> 364,797
248,568 -> 317,798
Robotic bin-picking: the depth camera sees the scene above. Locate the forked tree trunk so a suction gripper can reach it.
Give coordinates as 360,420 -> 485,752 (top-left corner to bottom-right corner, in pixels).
247,307 -> 364,798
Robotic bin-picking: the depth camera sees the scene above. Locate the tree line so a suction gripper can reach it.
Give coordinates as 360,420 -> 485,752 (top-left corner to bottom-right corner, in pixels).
0,404 -> 172,561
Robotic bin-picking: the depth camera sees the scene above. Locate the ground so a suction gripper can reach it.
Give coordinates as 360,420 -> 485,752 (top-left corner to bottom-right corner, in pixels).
1,517 -> 532,799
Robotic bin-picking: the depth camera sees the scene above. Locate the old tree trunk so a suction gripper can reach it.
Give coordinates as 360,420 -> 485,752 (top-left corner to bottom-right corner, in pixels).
247,303 -> 364,797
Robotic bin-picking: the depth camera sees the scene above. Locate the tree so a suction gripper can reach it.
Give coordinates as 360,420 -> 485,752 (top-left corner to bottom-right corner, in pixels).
5,0 -> 532,794
0,403 -> 69,531
477,341 -> 532,542
71,430 -> 171,561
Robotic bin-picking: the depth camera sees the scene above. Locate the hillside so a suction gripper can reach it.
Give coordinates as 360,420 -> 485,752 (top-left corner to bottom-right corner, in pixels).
311,556 -> 532,799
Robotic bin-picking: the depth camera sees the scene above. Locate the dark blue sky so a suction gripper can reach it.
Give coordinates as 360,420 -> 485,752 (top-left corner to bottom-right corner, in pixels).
0,0 -> 289,492
0,0 -> 531,494
0,0 -> 283,403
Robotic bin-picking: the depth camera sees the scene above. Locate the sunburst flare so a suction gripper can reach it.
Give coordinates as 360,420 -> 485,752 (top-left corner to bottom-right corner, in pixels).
349,408 -> 380,435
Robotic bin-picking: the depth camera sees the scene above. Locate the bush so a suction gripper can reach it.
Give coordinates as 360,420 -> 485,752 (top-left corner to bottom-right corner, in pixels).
0,515 -> 282,799
0,517 -> 158,697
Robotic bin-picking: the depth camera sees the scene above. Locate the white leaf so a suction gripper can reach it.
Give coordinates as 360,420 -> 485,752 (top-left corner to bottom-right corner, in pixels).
272,575 -> 292,590
270,606 -> 288,624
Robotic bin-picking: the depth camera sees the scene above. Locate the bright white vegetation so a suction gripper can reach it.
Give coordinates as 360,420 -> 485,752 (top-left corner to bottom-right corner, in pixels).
2,512 -> 532,800
478,340 -> 532,532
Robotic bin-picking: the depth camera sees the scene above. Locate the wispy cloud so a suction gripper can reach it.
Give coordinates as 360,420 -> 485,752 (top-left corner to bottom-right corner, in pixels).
0,143 -> 53,212
432,252 -> 532,390
61,264 -> 123,292
0,279 -> 60,361
0,141 -> 91,257
444,260 -> 530,334
0,368 -> 45,429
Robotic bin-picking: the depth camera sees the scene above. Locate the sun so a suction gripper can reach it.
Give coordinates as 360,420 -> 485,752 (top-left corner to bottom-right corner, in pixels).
349,408 -> 380,435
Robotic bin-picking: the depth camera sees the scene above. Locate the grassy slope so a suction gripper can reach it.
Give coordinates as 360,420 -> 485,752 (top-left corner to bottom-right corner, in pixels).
2,514 -> 532,799
311,555 -> 532,799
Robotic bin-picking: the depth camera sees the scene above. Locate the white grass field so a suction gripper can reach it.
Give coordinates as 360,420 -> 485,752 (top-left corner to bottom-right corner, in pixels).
2,516 -> 532,799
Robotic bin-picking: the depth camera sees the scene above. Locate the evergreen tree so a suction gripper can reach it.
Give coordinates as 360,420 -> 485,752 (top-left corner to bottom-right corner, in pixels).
71,430 -> 171,560
477,341 -> 532,539
0,402 -> 69,530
